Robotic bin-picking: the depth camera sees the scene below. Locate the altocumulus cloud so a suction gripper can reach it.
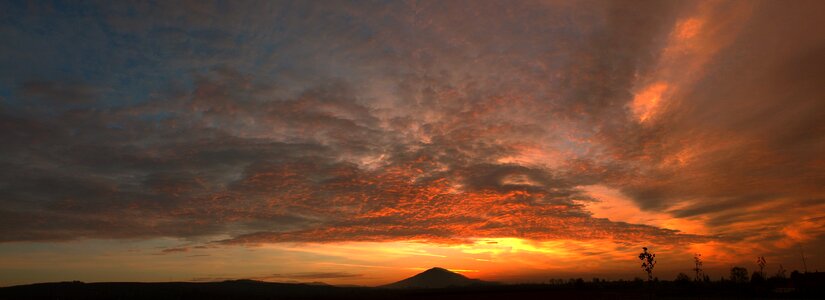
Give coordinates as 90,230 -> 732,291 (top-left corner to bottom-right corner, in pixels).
1,0 -> 824,259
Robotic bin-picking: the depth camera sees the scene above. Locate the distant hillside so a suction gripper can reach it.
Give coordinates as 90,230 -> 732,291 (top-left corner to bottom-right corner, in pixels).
0,280 -> 385,300
381,267 -> 493,289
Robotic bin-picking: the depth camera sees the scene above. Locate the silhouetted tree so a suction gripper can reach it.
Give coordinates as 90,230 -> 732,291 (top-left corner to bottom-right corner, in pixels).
675,273 -> 691,283
774,264 -> 787,279
730,266 -> 748,283
757,256 -> 766,278
638,247 -> 656,281
693,253 -> 704,281
751,271 -> 765,285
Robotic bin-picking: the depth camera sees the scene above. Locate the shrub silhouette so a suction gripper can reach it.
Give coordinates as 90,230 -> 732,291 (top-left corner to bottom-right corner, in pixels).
675,273 -> 691,283
751,271 -> 765,284
730,266 -> 748,283
774,264 -> 787,279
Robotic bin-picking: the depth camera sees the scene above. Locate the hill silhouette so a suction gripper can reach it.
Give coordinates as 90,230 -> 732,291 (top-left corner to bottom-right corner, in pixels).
382,267 -> 491,289
0,280 -> 387,300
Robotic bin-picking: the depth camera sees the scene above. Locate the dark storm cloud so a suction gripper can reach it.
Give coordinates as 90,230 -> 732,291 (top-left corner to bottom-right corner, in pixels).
0,0 -> 823,254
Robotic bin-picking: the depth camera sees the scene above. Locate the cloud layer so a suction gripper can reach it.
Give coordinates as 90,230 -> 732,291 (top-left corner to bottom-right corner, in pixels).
1,0 -> 824,263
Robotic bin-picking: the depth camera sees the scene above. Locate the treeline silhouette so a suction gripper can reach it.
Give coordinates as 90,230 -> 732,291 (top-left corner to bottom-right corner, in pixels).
539,269 -> 822,298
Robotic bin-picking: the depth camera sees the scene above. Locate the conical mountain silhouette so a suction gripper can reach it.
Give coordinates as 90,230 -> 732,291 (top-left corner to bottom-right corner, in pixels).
381,267 -> 490,289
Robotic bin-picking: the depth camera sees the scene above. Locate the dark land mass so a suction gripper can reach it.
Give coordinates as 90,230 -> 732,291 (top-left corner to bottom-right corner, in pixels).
2,271 -> 824,300
382,267 -> 494,289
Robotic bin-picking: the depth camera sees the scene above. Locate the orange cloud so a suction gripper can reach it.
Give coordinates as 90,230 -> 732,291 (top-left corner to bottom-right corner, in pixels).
631,82 -> 669,123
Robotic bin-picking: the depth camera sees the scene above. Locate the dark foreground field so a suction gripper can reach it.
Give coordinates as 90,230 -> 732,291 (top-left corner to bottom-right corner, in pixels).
2,279 -> 824,300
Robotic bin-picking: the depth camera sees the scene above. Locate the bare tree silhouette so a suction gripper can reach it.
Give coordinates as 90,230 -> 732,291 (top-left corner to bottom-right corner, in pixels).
757,256 -> 766,278
774,264 -> 787,279
638,247 -> 656,281
693,253 -> 703,282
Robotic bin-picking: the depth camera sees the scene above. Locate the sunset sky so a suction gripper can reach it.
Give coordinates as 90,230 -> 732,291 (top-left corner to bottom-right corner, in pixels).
1,0 -> 824,287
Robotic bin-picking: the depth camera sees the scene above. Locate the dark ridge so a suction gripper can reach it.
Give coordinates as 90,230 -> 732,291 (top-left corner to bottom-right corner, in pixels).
0,280 -> 384,300
2,272 -> 824,299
